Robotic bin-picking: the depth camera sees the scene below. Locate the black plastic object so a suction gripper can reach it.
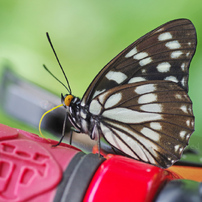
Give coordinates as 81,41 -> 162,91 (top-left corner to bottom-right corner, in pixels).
155,179 -> 202,202
54,152 -> 105,202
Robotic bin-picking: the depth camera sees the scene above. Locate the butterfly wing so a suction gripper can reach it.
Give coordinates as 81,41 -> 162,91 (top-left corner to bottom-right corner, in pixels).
81,19 -> 196,107
88,80 -> 194,168
79,19 -> 196,168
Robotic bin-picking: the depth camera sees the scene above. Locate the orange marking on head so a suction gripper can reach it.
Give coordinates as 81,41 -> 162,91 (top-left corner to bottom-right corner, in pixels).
64,95 -> 74,106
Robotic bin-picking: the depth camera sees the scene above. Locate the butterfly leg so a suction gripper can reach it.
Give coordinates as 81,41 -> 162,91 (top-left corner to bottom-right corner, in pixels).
90,123 -> 102,157
69,127 -> 80,145
96,124 -> 102,158
97,132 -> 101,158
69,129 -> 73,145
52,111 -> 68,147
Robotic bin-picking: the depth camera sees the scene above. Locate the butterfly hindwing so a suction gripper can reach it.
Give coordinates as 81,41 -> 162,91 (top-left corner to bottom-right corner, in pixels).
81,19 -> 196,107
88,80 -> 194,168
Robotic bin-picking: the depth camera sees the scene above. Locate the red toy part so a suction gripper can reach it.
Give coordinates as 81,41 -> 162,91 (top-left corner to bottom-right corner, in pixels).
84,155 -> 180,202
0,124 -> 80,202
1,124 -> 186,202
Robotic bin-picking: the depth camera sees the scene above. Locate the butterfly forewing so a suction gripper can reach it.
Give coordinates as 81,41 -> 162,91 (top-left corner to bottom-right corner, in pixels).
81,19 -> 196,107
88,80 -> 194,168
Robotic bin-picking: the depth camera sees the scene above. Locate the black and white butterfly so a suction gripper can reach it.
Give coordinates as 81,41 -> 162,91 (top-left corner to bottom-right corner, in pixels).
43,19 -> 196,168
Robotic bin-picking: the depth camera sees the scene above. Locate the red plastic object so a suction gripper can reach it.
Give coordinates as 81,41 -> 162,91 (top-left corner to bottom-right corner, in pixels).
84,154 -> 180,202
0,124 -> 80,202
0,124 -> 182,202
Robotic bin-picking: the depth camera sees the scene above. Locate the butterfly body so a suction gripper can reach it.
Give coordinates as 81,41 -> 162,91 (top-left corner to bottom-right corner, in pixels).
45,19 -> 196,168
64,95 -> 101,140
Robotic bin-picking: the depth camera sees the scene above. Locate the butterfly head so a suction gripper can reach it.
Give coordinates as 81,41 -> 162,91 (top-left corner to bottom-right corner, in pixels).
61,93 -> 74,108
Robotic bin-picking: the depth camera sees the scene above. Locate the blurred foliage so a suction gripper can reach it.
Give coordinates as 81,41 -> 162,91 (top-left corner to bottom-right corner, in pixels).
0,0 -> 202,139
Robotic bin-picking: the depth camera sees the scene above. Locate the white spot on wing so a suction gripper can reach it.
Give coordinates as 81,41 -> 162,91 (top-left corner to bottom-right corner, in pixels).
128,77 -> 146,83
140,104 -> 162,113
150,122 -> 162,130
171,160 -> 175,164
188,106 -> 192,114
155,28 -> 164,33
175,94 -> 182,99
186,119 -> 190,127
139,57 -> 152,66
105,93 -> 122,109
181,63 -> 185,71
180,131 -> 186,139
171,51 -> 183,58
158,32 -> 172,41
186,52 -> 190,57
102,107 -> 162,123
125,47 -> 137,58
141,127 -> 160,141
98,91 -> 109,104
186,134 -> 190,141
174,145 -> 180,152
180,105 -> 188,113
135,84 -> 156,94
93,89 -> 105,98
138,93 -> 157,104
165,40 -> 181,49
156,62 -> 171,73
89,100 -> 102,115
133,52 -> 148,60
164,76 -> 178,83
179,147 -> 183,153
181,77 -> 186,86
191,120 -> 194,127
105,71 -> 127,84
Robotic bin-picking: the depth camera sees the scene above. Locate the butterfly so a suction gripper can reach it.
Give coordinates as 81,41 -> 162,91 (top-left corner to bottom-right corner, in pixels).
41,19 -> 196,168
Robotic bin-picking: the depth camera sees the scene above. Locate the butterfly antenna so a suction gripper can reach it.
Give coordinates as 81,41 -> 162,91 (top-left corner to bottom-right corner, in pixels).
43,64 -> 70,93
45,32 -> 72,94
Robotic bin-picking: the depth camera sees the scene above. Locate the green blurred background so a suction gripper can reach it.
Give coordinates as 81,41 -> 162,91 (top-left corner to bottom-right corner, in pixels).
0,0 -> 202,142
